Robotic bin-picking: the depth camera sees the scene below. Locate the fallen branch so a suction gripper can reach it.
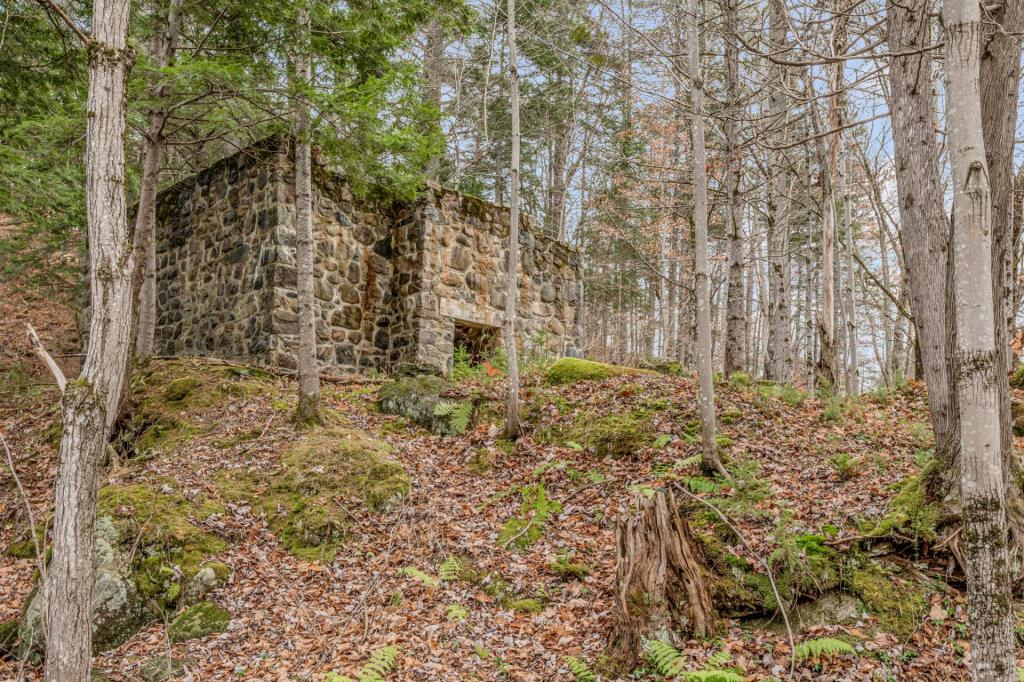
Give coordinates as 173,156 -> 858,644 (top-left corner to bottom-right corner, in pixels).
0,430 -> 46,586
26,323 -> 67,392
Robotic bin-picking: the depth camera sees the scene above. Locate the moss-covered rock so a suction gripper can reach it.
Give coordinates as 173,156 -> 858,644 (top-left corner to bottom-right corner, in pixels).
860,473 -> 941,543
164,377 -> 202,402
18,516 -> 153,658
568,410 -> 654,458
98,482 -> 227,612
848,561 -> 928,640
377,375 -> 469,435
544,358 -> 650,385
216,429 -> 409,562
167,601 -> 231,643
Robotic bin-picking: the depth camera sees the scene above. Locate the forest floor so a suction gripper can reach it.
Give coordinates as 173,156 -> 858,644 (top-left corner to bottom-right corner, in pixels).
0,284 -> 1016,681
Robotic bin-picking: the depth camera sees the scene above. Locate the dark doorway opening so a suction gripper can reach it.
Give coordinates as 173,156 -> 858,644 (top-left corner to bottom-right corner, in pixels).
453,320 -> 500,364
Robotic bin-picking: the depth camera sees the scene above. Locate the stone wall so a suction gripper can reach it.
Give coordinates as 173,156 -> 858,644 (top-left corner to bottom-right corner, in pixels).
392,188 -> 582,374
153,140 -> 283,362
152,138 -> 581,377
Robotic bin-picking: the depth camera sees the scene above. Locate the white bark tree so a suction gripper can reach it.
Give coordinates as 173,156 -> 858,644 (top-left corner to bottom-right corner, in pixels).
292,4 -> 322,425
504,0 -> 521,439
687,0 -> 726,477
763,0 -> 791,383
721,0 -> 744,377
45,0 -> 135,678
944,0 -> 1016,676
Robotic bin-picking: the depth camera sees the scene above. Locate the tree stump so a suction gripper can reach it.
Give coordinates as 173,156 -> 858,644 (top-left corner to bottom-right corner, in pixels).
606,489 -> 714,672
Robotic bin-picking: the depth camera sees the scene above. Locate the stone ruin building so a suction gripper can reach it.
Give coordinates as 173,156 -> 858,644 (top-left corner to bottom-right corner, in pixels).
151,137 -> 582,377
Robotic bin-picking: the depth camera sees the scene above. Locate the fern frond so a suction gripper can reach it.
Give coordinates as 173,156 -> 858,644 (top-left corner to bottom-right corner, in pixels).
446,603 -> 469,622
438,556 -> 462,581
565,655 -> 597,682
400,566 -> 440,588
793,637 -> 855,662
433,400 -> 472,434
644,639 -> 687,677
683,671 -> 745,682
706,649 -> 732,668
358,645 -> 400,682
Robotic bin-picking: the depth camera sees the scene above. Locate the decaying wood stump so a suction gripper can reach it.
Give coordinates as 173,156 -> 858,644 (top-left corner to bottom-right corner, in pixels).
606,489 -> 714,671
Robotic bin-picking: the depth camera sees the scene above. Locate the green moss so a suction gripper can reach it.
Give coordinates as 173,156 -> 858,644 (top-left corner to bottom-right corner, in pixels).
167,601 -> 231,643
569,410 -> 654,458
849,561 -> 927,640
548,556 -> 591,580
0,619 -> 18,657
377,375 -> 469,435
728,372 -> 752,387
164,378 -> 202,402
467,449 -> 493,475
756,382 -> 806,407
98,483 -> 226,610
719,408 -> 743,425
1011,364 -> 1024,389
507,598 -> 543,614
212,428 -> 261,450
4,530 -> 42,559
544,358 -> 651,385
216,429 -> 409,562
861,473 -> 941,543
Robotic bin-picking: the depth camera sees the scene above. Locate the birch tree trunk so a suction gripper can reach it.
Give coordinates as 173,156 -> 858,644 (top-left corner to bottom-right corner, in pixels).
686,0 -> 725,477
721,0 -> 745,376
45,1 -> 134,678
504,0 -> 521,439
763,0 -> 791,382
944,0 -> 1016,676
840,152 -> 859,395
887,0 -> 960,498
134,0 -> 182,359
292,5 -> 321,425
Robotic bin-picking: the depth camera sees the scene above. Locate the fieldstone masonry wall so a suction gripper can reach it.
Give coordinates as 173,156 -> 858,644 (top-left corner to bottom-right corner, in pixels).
151,138 -> 581,376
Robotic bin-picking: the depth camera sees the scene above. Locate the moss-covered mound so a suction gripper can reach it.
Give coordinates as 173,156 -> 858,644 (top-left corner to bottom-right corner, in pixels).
217,429 -> 409,562
848,560 -> 928,640
860,472 -> 941,543
98,482 -> 228,613
167,601 -> 231,643
543,358 -> 651,385
125,360 -> 280,456
567,410 -> 655,458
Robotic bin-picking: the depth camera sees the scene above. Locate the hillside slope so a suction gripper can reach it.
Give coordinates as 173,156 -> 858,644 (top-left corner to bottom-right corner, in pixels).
1,334 -> 996,680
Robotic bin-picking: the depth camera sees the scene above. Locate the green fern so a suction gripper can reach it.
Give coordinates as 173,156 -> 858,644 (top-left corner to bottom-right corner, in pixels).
446,603 -> 469,622
705,649 -> 732,668
565,655 -> 597,682
400,566 -> 440,588
324,645 -> 400,682
644,639 -> 687,677
684,476 -> 723,494
438,556 -> 462,581
683,671 -> 745,682
793,637 -> 856,662
433,400 -> 472,434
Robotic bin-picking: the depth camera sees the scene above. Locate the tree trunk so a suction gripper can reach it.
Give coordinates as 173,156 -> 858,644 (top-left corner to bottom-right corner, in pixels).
979,0 -> 1024,518
887,0 -> 960,499
45,1 -> 134,679
423,20 -> 445,181
292,6 -> 321,425
721,0 -> 744,377
134,0 -> 182,360
606,489 -> 713,672
944,0 -> 1016,676
687,0 -> 725,476
504,0 -> 521,439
